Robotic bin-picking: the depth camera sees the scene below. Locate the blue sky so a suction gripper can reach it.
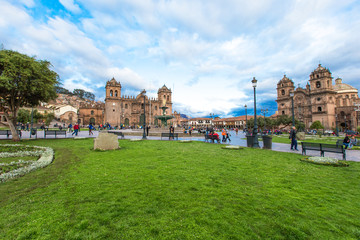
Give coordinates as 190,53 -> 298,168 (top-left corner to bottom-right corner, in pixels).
1,0 -> 360,117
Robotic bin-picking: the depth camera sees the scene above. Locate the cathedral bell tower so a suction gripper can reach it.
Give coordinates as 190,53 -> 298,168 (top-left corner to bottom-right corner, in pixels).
276,75 -> 295,116
157,85 -> 172,114
105,77 -> 122,126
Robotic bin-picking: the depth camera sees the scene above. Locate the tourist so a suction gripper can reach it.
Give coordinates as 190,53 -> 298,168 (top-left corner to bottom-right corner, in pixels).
169,125 -> 174,139
343,135 -> 350,149
68,123 -> 72,132
221,128 -> 226,142
235,128 -> 239,135
289,126 -> 298,151
349,135 -> 357,149
146,125 -> 150,136
225,130 -> 231,142
89,123 -> 94,135
72,123 -> 79,136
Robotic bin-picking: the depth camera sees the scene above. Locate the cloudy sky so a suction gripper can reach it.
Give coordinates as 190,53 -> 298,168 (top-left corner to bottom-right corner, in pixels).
1,0 -> 360,117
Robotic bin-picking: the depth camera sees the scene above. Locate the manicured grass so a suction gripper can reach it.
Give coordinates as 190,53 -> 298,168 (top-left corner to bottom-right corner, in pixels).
1,139 -> 360,239
270,134 -> 360,150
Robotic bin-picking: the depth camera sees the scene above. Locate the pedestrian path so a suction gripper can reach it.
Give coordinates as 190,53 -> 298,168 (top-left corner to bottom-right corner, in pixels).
1,130 -> 359,162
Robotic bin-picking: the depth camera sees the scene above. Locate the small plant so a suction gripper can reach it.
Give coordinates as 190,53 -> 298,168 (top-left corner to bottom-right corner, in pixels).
301,156 -> 349,167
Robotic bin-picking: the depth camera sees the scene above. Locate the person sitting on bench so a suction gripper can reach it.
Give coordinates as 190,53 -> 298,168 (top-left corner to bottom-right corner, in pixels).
343,135 -> 350,149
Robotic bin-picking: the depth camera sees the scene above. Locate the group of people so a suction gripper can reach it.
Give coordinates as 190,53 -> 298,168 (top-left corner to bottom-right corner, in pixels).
343,135 -> 357,149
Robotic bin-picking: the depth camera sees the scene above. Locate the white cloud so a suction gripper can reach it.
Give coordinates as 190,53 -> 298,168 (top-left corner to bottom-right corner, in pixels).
59,0 -> 82,14
1,0 -> 360,117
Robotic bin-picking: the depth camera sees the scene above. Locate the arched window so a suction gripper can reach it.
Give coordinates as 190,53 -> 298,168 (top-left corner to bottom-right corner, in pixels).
110,90 -> 113,97
281,90 -> 285,95
282,111 -> 285,115
318,107 -> 322,112
141,103 -> 144,109
167,96 -> 169,101
115,90 -> 118,97
163,95 -> 166,100
91,110 -> 94,115
125,104 -> 128,109
316,81 -> 321,88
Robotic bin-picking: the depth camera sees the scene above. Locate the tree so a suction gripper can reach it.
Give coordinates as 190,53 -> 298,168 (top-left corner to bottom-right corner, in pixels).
84,91 -> 95,101
17,109 -> 31,123
44,112 -> 55,126
55,86 -> 72,95
310,120 -> 324,130
0,49 -> 58,141
73,89 -> 85,99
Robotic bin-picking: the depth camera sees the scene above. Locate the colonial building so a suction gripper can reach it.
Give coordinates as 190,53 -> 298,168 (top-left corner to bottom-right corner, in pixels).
104,78 -> 174,127
276,64 -> 359,130
78,102 -> 104,125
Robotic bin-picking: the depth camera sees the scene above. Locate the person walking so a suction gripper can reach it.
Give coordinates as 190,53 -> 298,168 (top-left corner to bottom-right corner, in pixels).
146,125 -> 150,136
88,123 -> 94,135
72,123 -> 79,136
289,126 -> 298,151
221,128 -> 227,142
68,123 -> 72,132
225,130 -> 231,142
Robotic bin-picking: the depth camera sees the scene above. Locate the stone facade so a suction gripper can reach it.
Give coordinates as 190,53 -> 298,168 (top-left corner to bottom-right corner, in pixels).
104,78 -> 174,127
78,102 -> 104,125
276,64 -> 359,130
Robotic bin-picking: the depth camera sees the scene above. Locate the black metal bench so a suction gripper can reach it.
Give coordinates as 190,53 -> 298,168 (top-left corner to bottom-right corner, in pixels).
301,142 -> 346,160
108,131 -> 125,139
205,134 -> 220,143
0,130 -> 22,138
161,133 -> 178,140
44,130 -> 67,138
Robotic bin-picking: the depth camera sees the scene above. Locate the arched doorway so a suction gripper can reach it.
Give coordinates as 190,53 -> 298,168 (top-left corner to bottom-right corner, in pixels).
124,118 -> 129,126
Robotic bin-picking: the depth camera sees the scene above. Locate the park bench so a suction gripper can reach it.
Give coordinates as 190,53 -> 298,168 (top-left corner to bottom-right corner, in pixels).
108,131 -> 125,139
205,134 -> 220,143
0,130 -> 22,139
161,132 -> 178,140
301,142 -> 346,160
44,130 -> 67,138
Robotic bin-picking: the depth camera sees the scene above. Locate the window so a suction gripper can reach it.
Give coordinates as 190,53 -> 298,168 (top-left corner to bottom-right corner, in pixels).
281,90 -> 285,95
316,81 -> 321,88
110,90 -> 113,97
113,109 -> 115,112
91,110 -> 94,115
141,104 -> 144,109
115,90 -> 118,97
155,106 -> 157,110
167,96 -> 169,101
318,107 -> 322,112
281,103 -> 284,106
282,111 -> 285,115
125,104 -> 128,109
317,97 -> 321,101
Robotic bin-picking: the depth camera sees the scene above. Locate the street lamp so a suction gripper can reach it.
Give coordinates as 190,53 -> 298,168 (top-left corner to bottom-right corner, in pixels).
289,90 -> 295,127
261,108 -> 268,133
245,104 -> 248,134
335,115 -> 339,136
344,115 -> 347,131
252,77 -> 259,148
142,90 -> 147,139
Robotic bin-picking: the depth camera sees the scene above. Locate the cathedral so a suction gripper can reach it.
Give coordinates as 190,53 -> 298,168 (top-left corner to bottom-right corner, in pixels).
276,64 -> 359,130
104,78 -> 173,127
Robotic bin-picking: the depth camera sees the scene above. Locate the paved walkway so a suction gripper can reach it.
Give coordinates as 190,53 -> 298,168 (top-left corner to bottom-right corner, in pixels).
1,130 -> 359,162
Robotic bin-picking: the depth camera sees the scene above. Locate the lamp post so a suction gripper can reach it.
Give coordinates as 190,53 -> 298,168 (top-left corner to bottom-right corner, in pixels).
344,115 -> 347,131
244,104 -> 247,133
142,90 -> 147,139
290,90 -> 295,127
252,77 -> 259,148
335,115 -> 339,136
261,108 -> 268,133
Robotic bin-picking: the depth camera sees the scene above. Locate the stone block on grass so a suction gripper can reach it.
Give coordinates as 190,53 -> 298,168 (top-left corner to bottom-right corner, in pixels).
94,132 -> 119,150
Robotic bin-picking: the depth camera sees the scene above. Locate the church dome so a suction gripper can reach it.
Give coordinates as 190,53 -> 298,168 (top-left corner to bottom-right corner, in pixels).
333,78 -> 358,94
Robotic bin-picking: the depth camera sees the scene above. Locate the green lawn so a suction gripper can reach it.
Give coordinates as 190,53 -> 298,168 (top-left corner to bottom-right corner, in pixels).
270,134 -> 360,150
1,139 -> 360,239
